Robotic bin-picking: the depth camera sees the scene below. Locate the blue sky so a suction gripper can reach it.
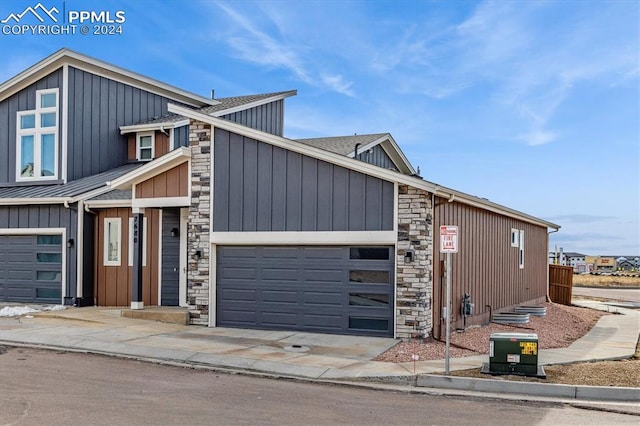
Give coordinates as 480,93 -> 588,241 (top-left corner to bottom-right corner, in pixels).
1,0 -> 638,256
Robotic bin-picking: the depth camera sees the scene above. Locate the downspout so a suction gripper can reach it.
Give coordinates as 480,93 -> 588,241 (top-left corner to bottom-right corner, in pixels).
75,199 -> 84,304
546,228 -> 560,303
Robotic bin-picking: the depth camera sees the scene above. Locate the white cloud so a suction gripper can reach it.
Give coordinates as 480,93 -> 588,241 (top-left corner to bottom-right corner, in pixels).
320,74 -> 354,97
519,130 -> 558,146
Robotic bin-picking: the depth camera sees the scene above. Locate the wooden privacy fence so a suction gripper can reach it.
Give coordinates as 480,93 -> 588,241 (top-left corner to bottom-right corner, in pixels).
549,264 -> 574,305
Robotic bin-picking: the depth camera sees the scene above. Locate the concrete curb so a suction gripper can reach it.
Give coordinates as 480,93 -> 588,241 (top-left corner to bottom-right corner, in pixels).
416,374 -> 640,402
2,339 -> 638,405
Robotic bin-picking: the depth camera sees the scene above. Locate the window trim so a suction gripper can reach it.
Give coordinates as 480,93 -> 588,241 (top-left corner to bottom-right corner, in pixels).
104,218 -> 122,266
128,217 -> 148,267
510,228 -> 519,247
519,229 -> 525,269
136,131 -> 155,161
16,88 -> 59,182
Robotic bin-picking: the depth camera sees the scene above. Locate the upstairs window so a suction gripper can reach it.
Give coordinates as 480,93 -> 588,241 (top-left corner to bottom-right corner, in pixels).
16,88 -> 59,181
136,132 -> 154,161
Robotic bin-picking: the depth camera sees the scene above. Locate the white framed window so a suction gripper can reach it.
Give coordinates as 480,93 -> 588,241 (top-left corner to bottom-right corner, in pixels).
16,88 -> 59,181
128,217 -> 148,266
519,230 -> 525,269
104,218 -> 122,266
136,132 -> 154,161
510,228 -> 519,247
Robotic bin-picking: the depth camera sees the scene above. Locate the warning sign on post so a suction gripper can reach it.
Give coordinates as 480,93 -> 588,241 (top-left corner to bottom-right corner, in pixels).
440,225 -> 458,253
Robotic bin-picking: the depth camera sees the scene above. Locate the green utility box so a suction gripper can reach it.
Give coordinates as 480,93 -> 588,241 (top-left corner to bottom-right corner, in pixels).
482,332 -> 545,378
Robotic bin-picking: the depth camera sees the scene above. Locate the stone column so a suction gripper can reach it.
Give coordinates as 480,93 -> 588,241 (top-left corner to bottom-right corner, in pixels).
187,120 -> 211,325
396,185 -> 434,339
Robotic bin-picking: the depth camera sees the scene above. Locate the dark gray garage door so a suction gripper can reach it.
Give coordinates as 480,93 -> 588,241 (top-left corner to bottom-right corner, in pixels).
0,235 -> 63,304
216,246 -> 394,336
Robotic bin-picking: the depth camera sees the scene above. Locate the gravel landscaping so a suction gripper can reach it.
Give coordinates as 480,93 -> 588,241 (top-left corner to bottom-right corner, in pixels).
376,301 -> 640,387
376,302 -> 606,362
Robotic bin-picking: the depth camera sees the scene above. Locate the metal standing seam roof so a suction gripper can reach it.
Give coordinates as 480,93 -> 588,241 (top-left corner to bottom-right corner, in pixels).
87,189 -> 132,201
0,163 -> 142,199
295,133 -> 389,155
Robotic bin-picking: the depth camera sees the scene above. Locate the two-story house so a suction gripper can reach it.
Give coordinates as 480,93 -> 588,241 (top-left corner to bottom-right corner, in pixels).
1,49 -> 560,339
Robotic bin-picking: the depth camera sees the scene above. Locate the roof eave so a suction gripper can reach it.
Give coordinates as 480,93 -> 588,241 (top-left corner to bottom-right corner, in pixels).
434,186 -> 561,230
120,119 -> 190,135
0,48 -> 220,108
212,90 -> 298,117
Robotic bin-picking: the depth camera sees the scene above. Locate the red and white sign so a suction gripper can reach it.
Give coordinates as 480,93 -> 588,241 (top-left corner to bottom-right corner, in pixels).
440,225 -> 458,253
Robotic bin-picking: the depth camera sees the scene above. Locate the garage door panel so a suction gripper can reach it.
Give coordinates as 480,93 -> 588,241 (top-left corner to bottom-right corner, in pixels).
261,311 -> 298,326
262,289 -> 298,303
217,245 -> 394,337
262,268 -> 299,281
220,267 -> 258,280
220,310 -> 258,324
220,288 -> 258,301
302,291 -> 342,305
302,314 -> 343,329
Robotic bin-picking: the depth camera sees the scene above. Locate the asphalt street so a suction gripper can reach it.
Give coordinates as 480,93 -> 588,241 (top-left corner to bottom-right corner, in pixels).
1,347 -> 637,426
573,286 -> 640,303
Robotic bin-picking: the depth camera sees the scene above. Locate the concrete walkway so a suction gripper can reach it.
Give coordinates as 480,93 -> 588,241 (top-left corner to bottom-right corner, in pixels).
1,301 -> 638,408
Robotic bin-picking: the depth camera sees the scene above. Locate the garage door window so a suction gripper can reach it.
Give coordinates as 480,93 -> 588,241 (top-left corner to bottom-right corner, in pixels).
37,235 -> 62,245
349,270 -> 389,284
36,253 -> 62,263
349,317 -> 389,331
349,293 -> 389,307
36,271 -> 61,281
350,247 -> 390,260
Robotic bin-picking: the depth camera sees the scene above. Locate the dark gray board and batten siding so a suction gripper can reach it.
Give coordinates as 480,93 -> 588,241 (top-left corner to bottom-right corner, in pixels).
173,125 -> 189,149
0,204 -> 79,302
213,129 -> 395,232
0,69 -> 64,184
66,66 -> 172,181
356,144 -> 397,171
221,100 -> 284,137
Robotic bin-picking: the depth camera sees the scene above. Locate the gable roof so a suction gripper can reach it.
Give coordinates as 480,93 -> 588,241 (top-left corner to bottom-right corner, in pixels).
0,48 -> 218,108
296,133 -> 416,175
120,90 -> 297,134
167,102 -> 559,230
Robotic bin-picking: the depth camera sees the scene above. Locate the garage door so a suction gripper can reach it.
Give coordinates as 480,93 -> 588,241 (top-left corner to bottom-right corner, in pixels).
0,235 -> 63,304
216,246 -> 394,336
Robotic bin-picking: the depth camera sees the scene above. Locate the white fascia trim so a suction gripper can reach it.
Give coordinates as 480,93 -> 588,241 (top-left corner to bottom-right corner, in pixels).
211,231 -> 397,245
62,64 -> 69,183
0,227 -> 66,235
345,135 -> 388,158
109,147 -> 191,189
84,199 -> 132,209
1,49 -> 219,107
119,119 -> 190,135
0,197 -> 70,205
168,103 -> 436,192
133,197 -> 190,208
211,91 -> 297,117
76,199 -> 84,298
435,188 -> 561,230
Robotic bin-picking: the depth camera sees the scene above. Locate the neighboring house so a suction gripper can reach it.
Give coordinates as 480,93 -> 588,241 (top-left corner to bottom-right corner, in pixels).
0,48 -> 560,339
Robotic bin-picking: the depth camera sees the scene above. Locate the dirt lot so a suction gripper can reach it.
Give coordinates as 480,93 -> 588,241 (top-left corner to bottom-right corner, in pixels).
573,274 -> 640,287
376,302 -> 640,387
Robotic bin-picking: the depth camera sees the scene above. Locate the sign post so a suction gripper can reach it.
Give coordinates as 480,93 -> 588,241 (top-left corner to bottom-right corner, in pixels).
440,225 -> 458,376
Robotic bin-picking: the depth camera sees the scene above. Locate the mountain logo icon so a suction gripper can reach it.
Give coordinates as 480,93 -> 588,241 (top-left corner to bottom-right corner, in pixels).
2,3 -> 59,24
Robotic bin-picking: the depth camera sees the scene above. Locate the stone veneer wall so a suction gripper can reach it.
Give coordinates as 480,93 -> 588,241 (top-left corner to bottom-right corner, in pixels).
187,119 -> 211,325
396,185 -> 434,339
